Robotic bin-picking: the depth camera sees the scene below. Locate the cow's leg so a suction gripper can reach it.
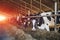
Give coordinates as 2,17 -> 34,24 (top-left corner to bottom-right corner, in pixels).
32,20 -> 36,31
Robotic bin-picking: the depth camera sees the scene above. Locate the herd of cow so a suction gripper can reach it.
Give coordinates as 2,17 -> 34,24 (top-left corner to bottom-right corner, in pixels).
17,12 -> 60,31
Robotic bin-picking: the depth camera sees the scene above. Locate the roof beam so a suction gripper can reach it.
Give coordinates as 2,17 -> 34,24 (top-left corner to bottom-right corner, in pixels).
20,0 -> 44,12
9,0 -> 38,14
33,0 -> 53,11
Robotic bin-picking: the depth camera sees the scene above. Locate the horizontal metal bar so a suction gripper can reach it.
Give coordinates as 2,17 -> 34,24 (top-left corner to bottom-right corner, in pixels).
22,14 -> 60,18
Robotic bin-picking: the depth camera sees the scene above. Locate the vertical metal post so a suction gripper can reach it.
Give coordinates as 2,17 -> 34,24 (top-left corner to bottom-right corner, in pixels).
54,0 -> 58,32
58,0 -> 59,10
40,0 -> 41,13
25,1 -> 26,15
31,0 -> 32,14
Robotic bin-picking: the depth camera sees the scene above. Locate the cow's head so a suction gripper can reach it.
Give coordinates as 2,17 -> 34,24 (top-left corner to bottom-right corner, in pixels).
40,12 -> 54,25
41,12 -> 52,21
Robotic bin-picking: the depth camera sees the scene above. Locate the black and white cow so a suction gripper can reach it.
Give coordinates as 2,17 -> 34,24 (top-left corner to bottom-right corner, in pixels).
32,12 -> 55,31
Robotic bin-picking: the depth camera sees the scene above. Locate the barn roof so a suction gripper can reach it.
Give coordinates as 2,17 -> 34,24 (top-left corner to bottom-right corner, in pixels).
0,0 -> 60,15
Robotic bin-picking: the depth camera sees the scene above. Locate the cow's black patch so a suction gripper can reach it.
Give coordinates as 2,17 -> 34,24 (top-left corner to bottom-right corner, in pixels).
47,17 -> 51,21
37,17 -> 44,26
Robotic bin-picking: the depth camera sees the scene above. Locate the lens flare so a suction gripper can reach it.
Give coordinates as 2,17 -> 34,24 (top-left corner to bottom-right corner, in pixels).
0,15 -> 7,21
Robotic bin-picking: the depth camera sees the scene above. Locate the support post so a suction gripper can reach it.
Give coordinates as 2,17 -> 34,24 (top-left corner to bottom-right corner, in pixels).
54,0 -> 58,32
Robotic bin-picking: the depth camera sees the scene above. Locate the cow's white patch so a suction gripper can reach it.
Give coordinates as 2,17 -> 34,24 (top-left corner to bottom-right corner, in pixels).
32,19 -> 36,31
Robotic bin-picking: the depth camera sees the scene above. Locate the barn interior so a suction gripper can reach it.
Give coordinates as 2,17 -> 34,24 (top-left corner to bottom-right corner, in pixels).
0,0 -> 60,40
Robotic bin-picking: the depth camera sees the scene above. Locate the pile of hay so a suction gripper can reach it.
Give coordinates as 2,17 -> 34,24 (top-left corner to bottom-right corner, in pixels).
2,24 -> 60,40
24,29 -> 60,40
5,25 -> 36,40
